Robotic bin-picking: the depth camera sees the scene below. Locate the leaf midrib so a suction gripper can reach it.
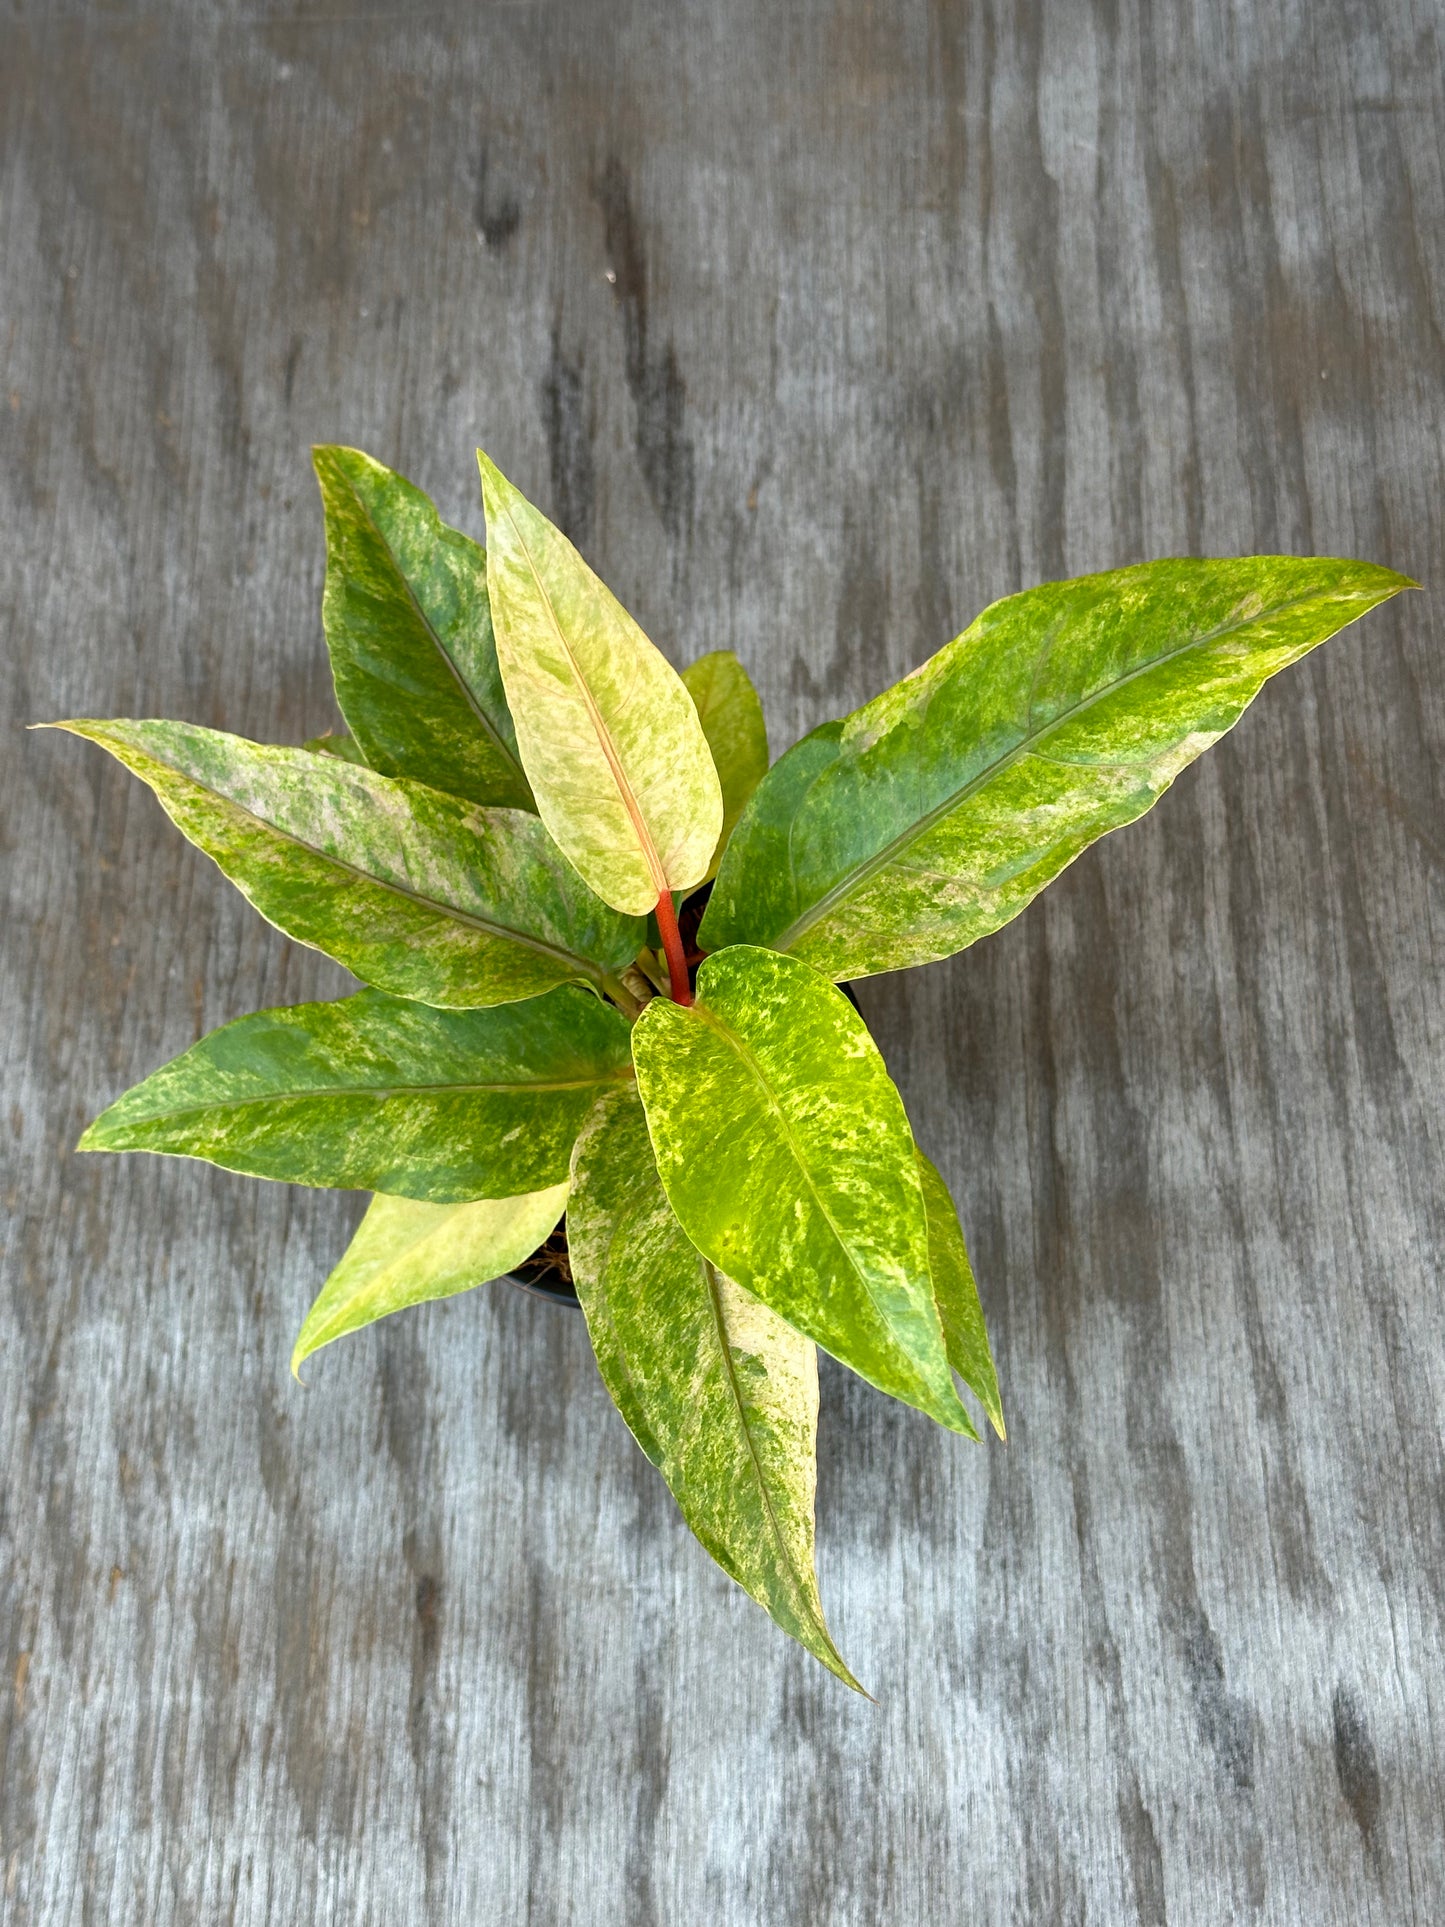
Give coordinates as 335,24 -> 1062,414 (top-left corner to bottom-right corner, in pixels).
92,1067 -> 633,1132
773,584 -> 1358,951
138,741 -> 611,981
336,461 -> 525,786
689,998 -> 927,1382
501,504 -> 669,899
700,1255 -> 842,1668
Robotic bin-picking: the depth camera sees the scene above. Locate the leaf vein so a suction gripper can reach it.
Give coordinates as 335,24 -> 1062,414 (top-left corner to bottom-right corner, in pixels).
500,505 -> 669,897
774,585 -> 1353,951
159,757 -> 607,980
336,462 -> 523,780
700,1258 -> 834,1655
92,1067 -> 634,1130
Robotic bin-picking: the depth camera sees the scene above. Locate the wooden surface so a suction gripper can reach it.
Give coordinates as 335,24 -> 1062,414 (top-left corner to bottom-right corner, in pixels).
3,3 -> 1443,1920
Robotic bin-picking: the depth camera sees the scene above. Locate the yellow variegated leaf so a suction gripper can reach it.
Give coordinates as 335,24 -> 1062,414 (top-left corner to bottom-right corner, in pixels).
681,650 -> 770,881
632,945 -> 974,1436
79,986 -> 632,1202
702,558 -> 1413,977
47,720 -> 644,1008
569,1089 -> 861,1690
292,1181 -> 568,1374
314,446 -> 534,809
917,1150 -> 1004,1439
478,451 -> 722,915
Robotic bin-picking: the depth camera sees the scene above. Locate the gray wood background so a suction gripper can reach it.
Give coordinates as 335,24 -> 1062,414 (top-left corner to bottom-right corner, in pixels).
3,1 -> 1442,1920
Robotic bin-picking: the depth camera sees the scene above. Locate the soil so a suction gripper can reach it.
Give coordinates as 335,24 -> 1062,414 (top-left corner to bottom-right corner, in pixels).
511,1217 -> 579,1305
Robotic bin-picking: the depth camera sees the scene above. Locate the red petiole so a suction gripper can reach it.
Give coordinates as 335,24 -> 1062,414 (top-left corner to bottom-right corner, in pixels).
654,888 -> 694,1006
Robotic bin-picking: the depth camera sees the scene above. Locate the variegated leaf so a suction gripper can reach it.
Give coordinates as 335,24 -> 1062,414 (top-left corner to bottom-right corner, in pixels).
292,1181 -> 568,1374
701,558 -> 1413,977
569,1088 -> 861,1690
79,986 -> 633,1201
631,945 -> 972,1434
478,451 -> 722,915
681,649 -> 770,880
918,1150 -> 1003,1440
314,445 -> 533,808
47,720 -> 643,1007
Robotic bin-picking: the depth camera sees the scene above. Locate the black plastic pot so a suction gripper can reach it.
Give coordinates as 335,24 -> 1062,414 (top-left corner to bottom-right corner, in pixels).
508,1260 -> 581,1309
509,1215 -> 580,1308
504,981 -> 862,1310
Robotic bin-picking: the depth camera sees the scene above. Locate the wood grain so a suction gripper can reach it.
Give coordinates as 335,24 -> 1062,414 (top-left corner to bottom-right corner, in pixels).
2,2 -> 1442,1919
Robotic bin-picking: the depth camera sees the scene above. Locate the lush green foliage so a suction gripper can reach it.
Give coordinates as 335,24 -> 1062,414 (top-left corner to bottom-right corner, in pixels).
54,444 -> 1409,1688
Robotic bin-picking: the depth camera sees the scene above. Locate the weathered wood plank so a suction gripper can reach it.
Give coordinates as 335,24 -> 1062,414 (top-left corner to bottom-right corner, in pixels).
2,1 -> 1442,1920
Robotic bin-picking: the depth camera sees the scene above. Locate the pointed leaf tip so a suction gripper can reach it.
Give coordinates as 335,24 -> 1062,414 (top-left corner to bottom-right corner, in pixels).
569,1089 -> 864,1690
917,1151 -> 1003,1440
291,1183 -> 568,1372
703,555 -> 1416,978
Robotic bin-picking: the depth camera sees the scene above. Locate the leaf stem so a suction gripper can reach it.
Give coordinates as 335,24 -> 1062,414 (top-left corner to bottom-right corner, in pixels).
655,890 -> 694,1005
601,972 -> 644,1020
632,949 -> 669,996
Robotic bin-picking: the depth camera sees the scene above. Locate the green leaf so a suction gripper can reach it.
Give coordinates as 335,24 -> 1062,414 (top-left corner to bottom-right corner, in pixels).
631,945 -> 973,1434
291,1181 -> 568,1375
701,557 -> 1414,977
917,1150 -> 1003,1440
681,650 -> 770,879
79,985 -> 633,1201
314,445 -> 534,810
47,720 -> 643,1007
303,729 -> 368,765
569,1089 -> 862,1690
478,450 -> 723,915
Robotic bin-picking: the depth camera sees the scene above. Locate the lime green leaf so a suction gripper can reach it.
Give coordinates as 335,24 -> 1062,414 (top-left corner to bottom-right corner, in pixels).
631,945 -> 972,1434
303,729 -> 368,765
79,986 -> 633,1201
314,446 -> 534,809
917,1151 -> 1002,1440
292,1181 -> 568,1374
701,558 -> 1413,977
478,451 -> 722,915
681,650 -> 770,879
47,721 -> 643,1007
569,1089 -> 862,1690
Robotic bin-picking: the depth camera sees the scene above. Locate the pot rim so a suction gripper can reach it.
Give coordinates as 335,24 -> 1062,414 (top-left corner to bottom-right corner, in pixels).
506,1265 -> 581,1309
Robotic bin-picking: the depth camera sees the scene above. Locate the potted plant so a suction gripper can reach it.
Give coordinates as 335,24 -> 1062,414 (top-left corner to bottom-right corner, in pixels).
45,447 -> 1410,1690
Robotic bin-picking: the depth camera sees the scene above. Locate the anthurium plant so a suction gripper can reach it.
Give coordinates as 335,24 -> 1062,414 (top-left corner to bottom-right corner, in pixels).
47,446 -> 1410,1689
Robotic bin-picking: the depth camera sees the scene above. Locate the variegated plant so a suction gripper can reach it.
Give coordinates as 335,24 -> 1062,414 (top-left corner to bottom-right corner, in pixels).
48,447 -> 1410,1689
